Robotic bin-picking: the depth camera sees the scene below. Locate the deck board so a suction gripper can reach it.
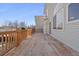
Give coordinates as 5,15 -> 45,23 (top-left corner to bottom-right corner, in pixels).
4,33 -> 79,56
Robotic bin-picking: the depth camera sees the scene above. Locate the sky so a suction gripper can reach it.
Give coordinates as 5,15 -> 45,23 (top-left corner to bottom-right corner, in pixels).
0,3 -> 45,26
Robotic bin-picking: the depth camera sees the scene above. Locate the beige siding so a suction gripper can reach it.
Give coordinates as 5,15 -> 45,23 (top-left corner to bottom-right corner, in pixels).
35,16 -> 45,32
44,3 -> 79,52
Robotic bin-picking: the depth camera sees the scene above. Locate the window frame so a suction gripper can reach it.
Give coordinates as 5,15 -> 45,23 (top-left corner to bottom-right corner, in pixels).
53,15 -> 57,29
67,3 -> 79,23
53,8 -> 64,30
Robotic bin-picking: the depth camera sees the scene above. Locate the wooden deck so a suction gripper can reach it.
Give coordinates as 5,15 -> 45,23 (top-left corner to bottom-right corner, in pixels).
4,33 -> 79,56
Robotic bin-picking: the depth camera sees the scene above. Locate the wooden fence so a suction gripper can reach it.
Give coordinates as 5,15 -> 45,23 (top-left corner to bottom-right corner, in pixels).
0,29 -> 32,56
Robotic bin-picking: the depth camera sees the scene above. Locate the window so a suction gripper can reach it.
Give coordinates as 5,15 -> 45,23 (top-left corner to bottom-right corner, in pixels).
68,3 -> 79,21
49,22 -> 51,34
53,15 -> 56,29
53,8 -> 64,30
56,8 -> 64,29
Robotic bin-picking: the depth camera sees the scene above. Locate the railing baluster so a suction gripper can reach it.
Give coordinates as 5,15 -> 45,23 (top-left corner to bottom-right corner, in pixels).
8,34 -> 10,50
11,35 -> 13,48
10,33 -> 12,49
7,34 -> 9,50
0,29 -> 29,55
2,35 -> 5,55
9,33 -> 11,49
0,35 -> 2,55
5,34 -> 7,52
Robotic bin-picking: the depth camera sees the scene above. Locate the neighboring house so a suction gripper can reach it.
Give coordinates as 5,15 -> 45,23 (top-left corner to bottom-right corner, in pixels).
44,3 -> 79,52
35,16 -> 45,32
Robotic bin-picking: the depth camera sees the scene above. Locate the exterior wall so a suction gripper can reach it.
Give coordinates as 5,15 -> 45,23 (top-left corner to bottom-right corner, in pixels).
45,3 -> 79,52
43,19 -> 49,34
35,16 -> 45,32
43,20 -> 47,34
44,3 -> 57,34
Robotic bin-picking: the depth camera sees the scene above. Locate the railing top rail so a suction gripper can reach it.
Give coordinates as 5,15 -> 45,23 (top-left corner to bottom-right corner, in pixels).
0,29 -> 27,35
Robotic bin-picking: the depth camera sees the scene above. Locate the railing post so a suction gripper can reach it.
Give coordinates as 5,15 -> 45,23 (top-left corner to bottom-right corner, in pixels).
16,29 -> 20,47
27,29 -> 32,38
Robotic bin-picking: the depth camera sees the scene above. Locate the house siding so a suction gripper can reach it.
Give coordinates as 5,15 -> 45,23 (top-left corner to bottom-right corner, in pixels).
35,16 -> 45,32
45,3 -> 79,52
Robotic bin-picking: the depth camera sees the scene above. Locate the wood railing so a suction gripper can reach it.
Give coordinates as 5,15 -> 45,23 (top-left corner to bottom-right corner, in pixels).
0,29 -> 31,56
27,29 -> 32,37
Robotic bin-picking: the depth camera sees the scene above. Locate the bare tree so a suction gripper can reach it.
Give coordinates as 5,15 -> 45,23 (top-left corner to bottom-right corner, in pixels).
8,21 -> 13,27
13,20 -> 19,28
20,21 -> 26,27
19,21 -> 26,30
3,20 -> 27,30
